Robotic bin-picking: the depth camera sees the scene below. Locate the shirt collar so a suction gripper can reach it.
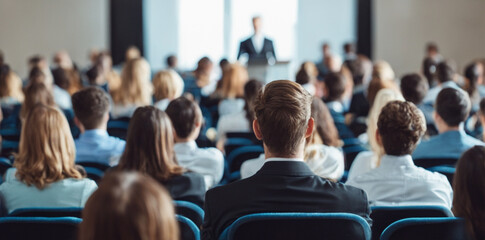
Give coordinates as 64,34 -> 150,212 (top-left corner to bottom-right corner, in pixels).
174,141 -> 198,152
266,157 -> 304,162
379,154 -> 415,168
81,129 -> 109,138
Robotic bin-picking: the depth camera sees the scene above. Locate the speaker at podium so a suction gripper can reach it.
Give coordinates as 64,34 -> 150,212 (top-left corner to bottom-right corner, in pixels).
246,60 -> 291,84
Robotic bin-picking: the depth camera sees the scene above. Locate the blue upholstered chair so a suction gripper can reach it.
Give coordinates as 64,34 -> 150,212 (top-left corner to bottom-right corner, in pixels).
380,217 -> 468,240
0,216 -> 82,240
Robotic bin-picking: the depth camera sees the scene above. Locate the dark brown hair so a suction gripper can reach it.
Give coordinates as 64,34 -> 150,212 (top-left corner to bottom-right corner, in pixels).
71,87 -> 110,129
464,62 -> 482,98
79,171 -> 179,240
453,146 -> 485,240
244,80 -> 264,131
400,73 -> 429,105
436,60 -> 456,84
436,88 -> 470,127
377,101 -> 426,155
254,80 -> 312,156
165,97 -> 202,139
309,97 -> 341,147
324,72 -> 346,101
20,82 -> 56,120
118,106 -> 184,181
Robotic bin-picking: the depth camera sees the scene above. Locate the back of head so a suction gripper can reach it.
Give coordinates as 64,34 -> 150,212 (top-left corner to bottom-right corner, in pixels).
166,55 -> 177,68
194,57 -> 213,88
310,97 -> 340,147
400,73 -> 429,105
220,63 -> 248,98
71,87 -> 110,130
79,171 -> 179,240
343,43 -> 354,54
426,42 -> 439,55
243,80 -> 264,129
367,61 -> 396,106
21,82 -> 56,120
115,58 -> 152,105
453,146 -> 485,240
254,80 -> 312,156
0,65 -> 24,101
165,97 -> 202,139
345,57 -> 367,86
436,88 -> 470,127
118,106 -> 183,181
125,46 -> 141,61
153,70 -> 182,101
464,62 -> 483,97
436,60 -> 456,84
324,72 -> 346,101
377,101 -> 426,156
15,104 -> 81,189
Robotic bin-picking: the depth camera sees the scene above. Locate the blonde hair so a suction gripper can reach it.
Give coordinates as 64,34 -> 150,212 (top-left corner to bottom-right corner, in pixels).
367,61 -> 398,106
79,171 -> 179,240
220,64 -> 248,99
111,58 -> 152,106
0,68 -> 24,102
14,104 -> 82,189
153,70 -> 183,101
366,88 -> 404,167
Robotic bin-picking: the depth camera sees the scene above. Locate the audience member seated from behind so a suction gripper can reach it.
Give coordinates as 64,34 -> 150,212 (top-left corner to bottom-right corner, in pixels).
85,52 -> 122,92
51,50 -> 83,95
423,60 -> 463,104
452,146 -> 485,240
183,57 -> 214,103
78,171 -> 179,240
295,61 -> 319,95
110,58 -> 152,118
347,89 -> 404,182
152,70 -> 184,111
400,73 -> 436,135
165,97 -> 224,189
201,80 -> 371,240
464,61 -> 484,111
117,106 -> 206,207
0,105 -> 97,213
323,72 -> 354,139
421,42 -> 443,88
72,87 -> 125,166
346,101 -> 453,208
0,64 -> 24,108
216,79 -> 263,151
413,88 -> 485,160
213,63 -> 248,116
241,97 -> 345,181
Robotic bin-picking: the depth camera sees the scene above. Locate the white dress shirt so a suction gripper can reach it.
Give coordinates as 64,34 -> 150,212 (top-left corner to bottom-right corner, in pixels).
154,99 -> 171,111
346,154 -> 453,209
252,33 -> 265,53
241,145 -> 344,180
218,98 -> 245,117
174,141 -> 224,189
216,110 -> 251,141
347,151 -> 378,183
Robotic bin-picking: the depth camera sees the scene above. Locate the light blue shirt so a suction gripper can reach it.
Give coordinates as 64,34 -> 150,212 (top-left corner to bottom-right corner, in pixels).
413,129 -> 485,160
0,169 -> 97,213
75,129 -> 125,166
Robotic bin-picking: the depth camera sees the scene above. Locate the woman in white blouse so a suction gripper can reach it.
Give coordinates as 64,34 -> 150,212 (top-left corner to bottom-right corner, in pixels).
0,104 -> 97,213
347,88 -> 404,182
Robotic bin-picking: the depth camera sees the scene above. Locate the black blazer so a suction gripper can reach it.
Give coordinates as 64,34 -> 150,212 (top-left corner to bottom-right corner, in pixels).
237,37 -> 276,64
161,171 -> 206,208
201,161 -> 371,240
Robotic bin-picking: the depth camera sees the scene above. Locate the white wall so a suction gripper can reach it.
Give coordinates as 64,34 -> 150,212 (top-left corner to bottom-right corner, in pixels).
296,0 -> 357,66
0,0 -> 109,77
374,0 -> 485,77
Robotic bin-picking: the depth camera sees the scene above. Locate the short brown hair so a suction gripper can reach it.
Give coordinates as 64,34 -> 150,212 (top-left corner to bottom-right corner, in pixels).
71,87 -> 110,129
254,80 -> 312,156
79,171 -> 179,240
377,101 -> 426,155
20,82 -> 56,120
15,104 -> 82,189
400,73 -> 429,105
165,97 -> 202,139
324,72 -> 346,101
436,88 -> 470,127
118,106 -> 184,182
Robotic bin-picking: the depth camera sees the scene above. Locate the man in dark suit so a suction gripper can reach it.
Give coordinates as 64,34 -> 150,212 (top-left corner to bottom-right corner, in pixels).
237,16 -> 276,64
201,80 -> 371,240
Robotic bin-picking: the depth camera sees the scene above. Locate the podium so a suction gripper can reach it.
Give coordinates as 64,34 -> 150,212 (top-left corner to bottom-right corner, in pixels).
247,61 -> 291,84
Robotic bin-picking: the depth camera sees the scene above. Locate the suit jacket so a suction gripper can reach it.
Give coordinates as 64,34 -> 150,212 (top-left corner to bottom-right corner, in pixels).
201,161 -> 371,240
237,37 -> 276,64
161,171 -> 206,208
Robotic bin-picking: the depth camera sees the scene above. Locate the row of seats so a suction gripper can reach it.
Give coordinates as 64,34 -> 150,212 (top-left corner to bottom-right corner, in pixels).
0,205 -> 467,240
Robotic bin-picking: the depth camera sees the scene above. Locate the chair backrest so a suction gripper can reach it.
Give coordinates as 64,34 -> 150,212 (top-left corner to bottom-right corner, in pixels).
175,200 -> 205,228
226,145 -> 264,173
77,161 -> 111,171
370,205 -> 453,240
380,217 -> 468,240
218,212 -> 371,240
107,117 -> 131,140
0,157 -> 12,176
224,138 -> 255,157
177,215 -> 201,240
9,207 -> 83,218
0,216 -> 82,240
426,166 -> 455,185
413,158 -> 458,169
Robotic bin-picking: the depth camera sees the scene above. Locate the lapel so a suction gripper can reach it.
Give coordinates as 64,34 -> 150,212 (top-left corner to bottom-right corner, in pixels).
247,38 -> 257,54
